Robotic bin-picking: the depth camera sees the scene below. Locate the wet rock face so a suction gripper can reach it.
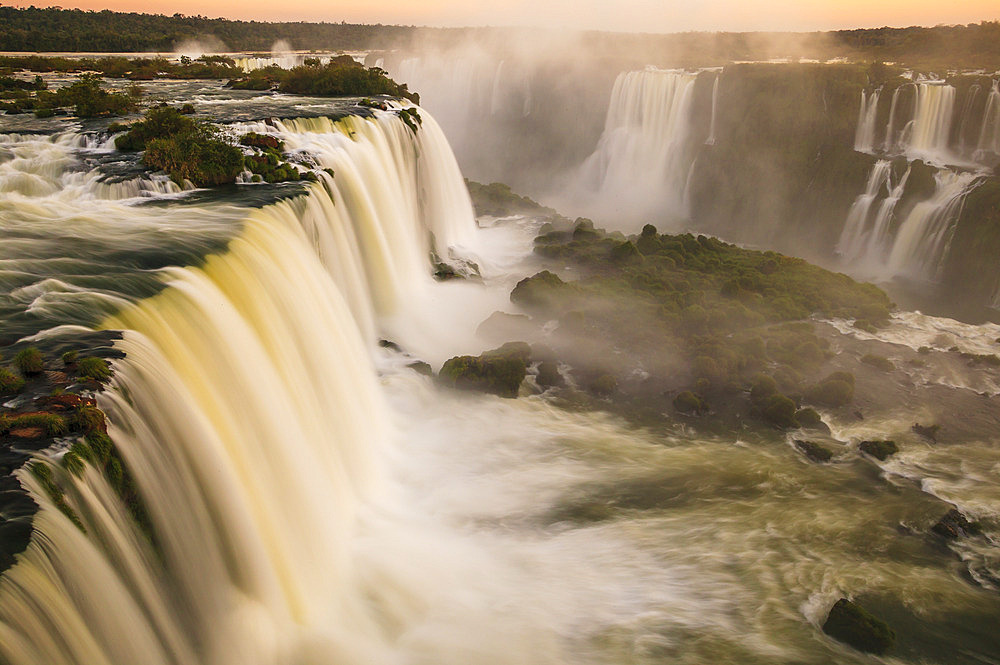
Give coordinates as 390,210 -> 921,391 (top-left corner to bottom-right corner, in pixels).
794,439 -> 834,463
932,508 -> 980,540
822,598 -> 896,655
438,342 -> 531,399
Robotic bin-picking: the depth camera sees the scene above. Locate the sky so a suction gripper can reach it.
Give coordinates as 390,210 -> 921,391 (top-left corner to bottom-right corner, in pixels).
7,0 -> 1000,33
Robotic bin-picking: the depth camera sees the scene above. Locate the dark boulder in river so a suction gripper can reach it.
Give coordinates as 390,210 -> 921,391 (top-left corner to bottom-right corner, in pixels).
932,508 -> 981,540
859,440 -> 898,461
822,598 -> 896,655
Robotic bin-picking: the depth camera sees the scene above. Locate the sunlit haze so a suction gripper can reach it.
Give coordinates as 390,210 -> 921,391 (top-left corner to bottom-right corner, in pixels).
7,0 -> 1000,32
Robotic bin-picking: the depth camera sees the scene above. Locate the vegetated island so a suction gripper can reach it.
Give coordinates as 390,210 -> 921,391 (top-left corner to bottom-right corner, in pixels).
451,182 -> 895,435
1,55 -> 417,116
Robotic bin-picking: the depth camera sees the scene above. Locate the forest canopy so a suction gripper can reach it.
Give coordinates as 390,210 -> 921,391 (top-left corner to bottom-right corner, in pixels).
0,6 -> 998,70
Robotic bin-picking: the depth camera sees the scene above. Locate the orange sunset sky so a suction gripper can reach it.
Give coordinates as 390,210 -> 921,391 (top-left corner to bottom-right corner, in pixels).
7,0 -> 1000,32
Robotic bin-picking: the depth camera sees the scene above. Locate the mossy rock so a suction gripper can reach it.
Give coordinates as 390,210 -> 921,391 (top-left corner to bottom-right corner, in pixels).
13,347 -> 43,375
859,439 -> 898,460
749,374 -> 778,404
822,598 -> 896,655
805,372 -> 855,407
761,393 -> 798,428
584,373 -> 617,397
794,407 -> 826,430
794,439 -> 833,462
673,390 -> 707,415
609,240 -> 643,265
407,361 -> 433,377
510,271 -> 568,309
76,356 -> 111,382
0,367 -> 25,396
438,343 -> 530,398
861,353 -> 894,372
239,132 -> 284,151
536,360 -> 564,389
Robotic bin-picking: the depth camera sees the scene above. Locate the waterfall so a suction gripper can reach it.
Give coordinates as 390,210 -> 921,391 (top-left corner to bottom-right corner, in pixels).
854,88 -> 881,152
836,160 -> 892,261
705,75 -> 720,146
956,83 -> 982,157
230,109 -> 478,349
567,68 -> 699,227
899,83 -> 956,162
976,80 -> 1000,160
0,108 -> 482,665
233,54 -> 365,72
883,170 -> 978,279
882,85 -> 907,153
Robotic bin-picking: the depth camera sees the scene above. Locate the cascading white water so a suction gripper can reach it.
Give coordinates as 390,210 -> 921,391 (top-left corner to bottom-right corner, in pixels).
0,131 -> 188,200
230,108 -> 481,359
882,84 -> 907,154
854,88 -> 881,152
705,74 -> 720,146
883,170 -> 978,279
837,160 -> 890,258
233,53 -> 366,72
0,108 -> 492,665
838,160 -> 912,275
976,80 -> 1000,160
899,82 -> 956,162
564,67 -> 698,227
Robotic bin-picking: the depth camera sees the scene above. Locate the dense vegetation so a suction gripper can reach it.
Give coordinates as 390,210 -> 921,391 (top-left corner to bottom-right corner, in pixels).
0,54 -> 242,79
488,216 -> 892,430
227,56 -> 418,102
0,7 -> 998,70
114,106 -> 311,186
0,72 -> 138,117
0,6 -> 410,52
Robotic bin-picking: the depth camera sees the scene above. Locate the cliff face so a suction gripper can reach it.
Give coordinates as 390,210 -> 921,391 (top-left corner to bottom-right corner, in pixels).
386,52 -> 1000,312
687,65 -> 876,257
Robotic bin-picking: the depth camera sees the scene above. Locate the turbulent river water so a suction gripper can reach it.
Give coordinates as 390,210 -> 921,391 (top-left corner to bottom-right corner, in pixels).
1,78 -> 999,665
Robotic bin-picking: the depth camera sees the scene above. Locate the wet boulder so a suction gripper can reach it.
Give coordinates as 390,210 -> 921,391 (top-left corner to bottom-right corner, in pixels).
859,439 -> 898,461
794,439 -> 834,463
794,407 -> 829,432
912,423 -> 939,442
510,270 -> 568,309
535,361 -> 564,389
932,508 -> 981,539
673,390 -> 707,415
438,342 -> 531,398
822,598 -> 896,655
407,361 -> 433,377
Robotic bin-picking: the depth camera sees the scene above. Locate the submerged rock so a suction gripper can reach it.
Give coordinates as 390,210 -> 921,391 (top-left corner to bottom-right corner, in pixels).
822,598 -> 896,655
673,390 -> 707,415
794,439 -> 834,463
535,360 -> 564,389
912,423 -> 940,442
932,508 -> 981,539
859,439 -> 898,461
406,361 -> 433,377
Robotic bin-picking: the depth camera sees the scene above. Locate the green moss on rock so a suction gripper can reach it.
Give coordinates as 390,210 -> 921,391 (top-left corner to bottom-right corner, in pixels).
439,342 -> 531,398
822,598 -> 896,655
859,439 -> 898,460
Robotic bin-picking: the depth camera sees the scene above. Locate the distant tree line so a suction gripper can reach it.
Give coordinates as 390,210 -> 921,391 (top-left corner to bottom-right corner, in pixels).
0,5 -> 413,52
0,6 -> 998,70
